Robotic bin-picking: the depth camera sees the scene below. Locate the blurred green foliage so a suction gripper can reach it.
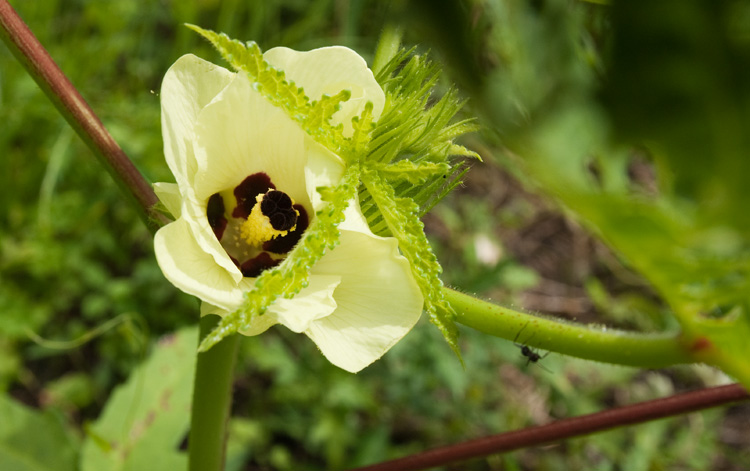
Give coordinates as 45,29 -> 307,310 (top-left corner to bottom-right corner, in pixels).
1,0 -> 749,470
0,393 -> 79,470
82,327 -> 196,471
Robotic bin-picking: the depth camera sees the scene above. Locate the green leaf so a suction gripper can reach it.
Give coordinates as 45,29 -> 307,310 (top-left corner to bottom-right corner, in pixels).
81,327 -> 198,471
0,395 -> 79,471
361,166 -> 461,361
199,164 -> 361,351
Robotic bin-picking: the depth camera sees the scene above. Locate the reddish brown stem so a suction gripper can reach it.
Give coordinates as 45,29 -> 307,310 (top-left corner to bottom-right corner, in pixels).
0,0 -> 166,231
348,383 -> 749,471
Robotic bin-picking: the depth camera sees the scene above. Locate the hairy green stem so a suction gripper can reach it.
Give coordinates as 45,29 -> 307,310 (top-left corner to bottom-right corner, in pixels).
0,0 -> 166,232
446,288 -> 693,368
189,315 -> 240,471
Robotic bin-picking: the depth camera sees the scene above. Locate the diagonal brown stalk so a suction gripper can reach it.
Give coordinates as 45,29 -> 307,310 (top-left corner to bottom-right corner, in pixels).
347,383 -> 748,471
0,0 -> 166,231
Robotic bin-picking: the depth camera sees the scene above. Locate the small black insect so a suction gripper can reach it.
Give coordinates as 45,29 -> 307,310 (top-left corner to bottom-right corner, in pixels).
513,323 -> 550,369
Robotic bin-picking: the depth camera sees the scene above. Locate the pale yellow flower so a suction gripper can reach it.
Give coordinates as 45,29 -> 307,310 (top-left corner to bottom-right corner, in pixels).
153,47 -> 423,372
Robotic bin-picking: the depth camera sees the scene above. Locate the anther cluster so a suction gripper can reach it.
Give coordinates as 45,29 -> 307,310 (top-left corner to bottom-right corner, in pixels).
260,190 -> 298,231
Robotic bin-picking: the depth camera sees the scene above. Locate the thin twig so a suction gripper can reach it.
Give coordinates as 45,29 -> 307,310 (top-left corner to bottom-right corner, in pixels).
347,383 -> 748,471
0,0 -> 166,231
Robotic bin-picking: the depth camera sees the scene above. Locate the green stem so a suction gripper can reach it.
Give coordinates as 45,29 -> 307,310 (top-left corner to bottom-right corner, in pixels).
189,315 -> 240,471
0,1 -> 167,232
446,288 -> 693,368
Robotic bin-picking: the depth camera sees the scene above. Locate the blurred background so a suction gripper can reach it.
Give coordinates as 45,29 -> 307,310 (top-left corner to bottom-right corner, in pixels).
1,0 -> 748,469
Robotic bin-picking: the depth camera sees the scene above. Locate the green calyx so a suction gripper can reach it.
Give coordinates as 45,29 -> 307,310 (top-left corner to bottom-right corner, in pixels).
189,25 -> 478,358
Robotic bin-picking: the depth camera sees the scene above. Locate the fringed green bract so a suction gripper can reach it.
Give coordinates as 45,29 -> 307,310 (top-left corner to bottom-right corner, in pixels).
361,167 -> 462,361
362,51 -> 479,354
198,163 -> 361,351
359,50 -> 480,241
372,160 -> 451,184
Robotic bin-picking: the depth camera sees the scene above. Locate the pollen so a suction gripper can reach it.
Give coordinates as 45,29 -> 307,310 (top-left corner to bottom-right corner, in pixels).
240,190 -> 299,247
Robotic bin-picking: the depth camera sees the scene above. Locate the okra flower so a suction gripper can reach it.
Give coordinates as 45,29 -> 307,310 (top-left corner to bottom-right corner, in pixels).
153,47 -> 423,372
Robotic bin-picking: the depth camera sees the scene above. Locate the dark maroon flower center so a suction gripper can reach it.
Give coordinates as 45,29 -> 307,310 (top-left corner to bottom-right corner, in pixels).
232,173 -> 274,219
207,193 -> 227,240
206,172 -> 309,279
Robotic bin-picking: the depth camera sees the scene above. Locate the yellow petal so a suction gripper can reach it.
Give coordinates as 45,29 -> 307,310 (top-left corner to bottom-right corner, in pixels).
338,194 -> 374,235
306,230 -> 424,372
153,182 -> 181,218
161,54 -> 233,189
181,186 -> 243,282
263,46 -> 385,137
201,276 -> 340,336
303,137 -> 345,212
267,275 -> 341,333
192,73 -> 312,214
154,217 -> 244,311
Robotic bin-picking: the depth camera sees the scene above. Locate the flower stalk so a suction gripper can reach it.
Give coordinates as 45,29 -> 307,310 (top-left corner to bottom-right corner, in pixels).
189,315 -> 239,471
446,288 -> 692,368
